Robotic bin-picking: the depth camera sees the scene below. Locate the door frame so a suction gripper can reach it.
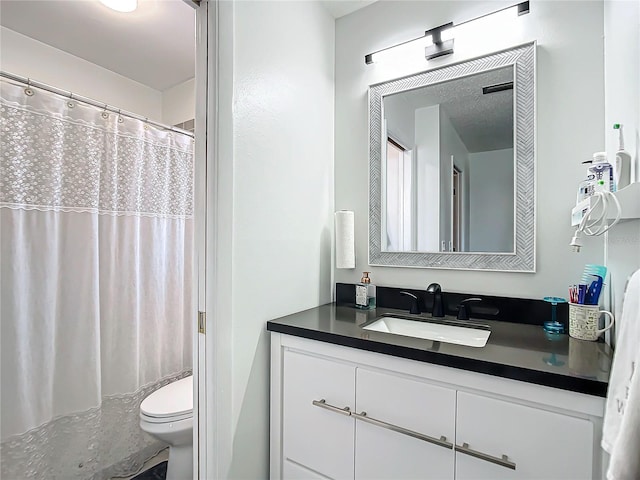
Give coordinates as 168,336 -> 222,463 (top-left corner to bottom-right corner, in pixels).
194,1 -> 236,478
193,0 -> 208,478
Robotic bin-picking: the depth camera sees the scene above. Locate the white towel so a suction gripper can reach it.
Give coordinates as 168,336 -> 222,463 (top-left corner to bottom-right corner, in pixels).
602,268 -> 640,480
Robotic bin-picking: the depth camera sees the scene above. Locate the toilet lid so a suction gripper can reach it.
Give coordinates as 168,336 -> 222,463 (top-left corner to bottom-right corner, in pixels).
141,375 -> 193,418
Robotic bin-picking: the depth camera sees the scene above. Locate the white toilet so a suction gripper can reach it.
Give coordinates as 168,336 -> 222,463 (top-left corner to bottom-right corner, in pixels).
140,375 -> 193,480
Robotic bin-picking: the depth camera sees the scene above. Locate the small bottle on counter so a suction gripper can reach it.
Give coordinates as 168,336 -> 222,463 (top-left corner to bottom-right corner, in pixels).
355,272 -> 376,309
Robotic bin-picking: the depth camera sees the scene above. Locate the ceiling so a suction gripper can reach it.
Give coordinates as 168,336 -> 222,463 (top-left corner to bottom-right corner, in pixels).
0,0 -> 195,92
320,0 -> 377,18
0,0 -> 377,92
385,67 -> 514,153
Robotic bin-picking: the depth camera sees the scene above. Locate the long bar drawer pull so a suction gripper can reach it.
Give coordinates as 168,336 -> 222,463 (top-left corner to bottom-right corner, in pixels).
455,442 -> 516,470
312,399 -> 352,416
352,411 -> 453,450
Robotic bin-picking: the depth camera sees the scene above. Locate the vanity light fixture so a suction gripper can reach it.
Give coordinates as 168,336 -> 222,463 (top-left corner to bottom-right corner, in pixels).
364,1 -> 530,65
99,0 -> 137,13
482,82 -> 514,95
424,23 -> 455,61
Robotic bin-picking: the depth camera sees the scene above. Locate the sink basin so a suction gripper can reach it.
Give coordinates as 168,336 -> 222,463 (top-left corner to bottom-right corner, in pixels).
362,314 -> 491,348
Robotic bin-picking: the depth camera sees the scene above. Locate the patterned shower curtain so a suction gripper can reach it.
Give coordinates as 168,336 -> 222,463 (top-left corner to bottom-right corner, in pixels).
0,78 -> 194,479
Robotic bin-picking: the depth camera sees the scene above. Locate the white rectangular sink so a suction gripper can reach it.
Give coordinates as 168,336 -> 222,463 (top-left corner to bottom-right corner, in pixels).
362,315 -> 490,348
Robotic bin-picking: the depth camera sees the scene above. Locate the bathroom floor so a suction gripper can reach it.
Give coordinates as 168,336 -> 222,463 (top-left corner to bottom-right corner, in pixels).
131,461 -> 167,480
113,449 -> 169,480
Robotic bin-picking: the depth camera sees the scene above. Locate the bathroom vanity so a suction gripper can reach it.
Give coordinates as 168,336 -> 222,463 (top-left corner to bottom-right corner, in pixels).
268,304 -> 611,480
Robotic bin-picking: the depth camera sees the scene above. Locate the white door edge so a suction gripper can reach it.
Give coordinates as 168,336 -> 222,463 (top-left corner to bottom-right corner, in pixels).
194,0 -> 208,478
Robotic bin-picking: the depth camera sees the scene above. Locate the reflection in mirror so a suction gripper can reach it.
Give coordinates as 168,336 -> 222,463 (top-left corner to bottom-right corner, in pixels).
368,43 -> 535,271
383,66 -> 514,253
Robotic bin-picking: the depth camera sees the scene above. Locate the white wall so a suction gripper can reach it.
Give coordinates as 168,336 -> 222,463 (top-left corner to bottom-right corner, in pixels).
384,94 -> 416,148
0,26 -> 163,121
213,1 -> 335,478
335,0 -> 605,298
603,0 -> 640,321
162,77 -> 196,126
468,149 -> 515,252
1,26 -> 196,126
415,104 -> 441,251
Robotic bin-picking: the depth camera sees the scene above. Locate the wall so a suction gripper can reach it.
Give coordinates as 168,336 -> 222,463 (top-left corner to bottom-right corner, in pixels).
415,104 -> 441,251
1,26 -> 196,126
214,1 -> 335,477
0,26 -> 163,121
335,0 -> 605,299
384,94 -> 416,148
162,77 -> 196,126
603,0 -> 640,322
468,149 -> 514,252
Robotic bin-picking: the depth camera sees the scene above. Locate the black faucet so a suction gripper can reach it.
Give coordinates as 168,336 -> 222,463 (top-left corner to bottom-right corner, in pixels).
426,283 -> 444,317
399,291 -> 421,315
457,297 -> 482,320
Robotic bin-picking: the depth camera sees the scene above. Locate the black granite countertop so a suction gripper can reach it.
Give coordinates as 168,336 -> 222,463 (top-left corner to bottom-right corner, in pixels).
266,304 -> 612,397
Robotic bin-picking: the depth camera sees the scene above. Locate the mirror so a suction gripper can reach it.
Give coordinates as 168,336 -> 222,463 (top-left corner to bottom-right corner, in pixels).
383,66 -> 514,253
369,43 -> 535,271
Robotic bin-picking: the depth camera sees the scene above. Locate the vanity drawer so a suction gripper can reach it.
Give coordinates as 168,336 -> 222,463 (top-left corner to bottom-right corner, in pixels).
455,391 -> 594,479
283,350 -> 355,480
354,368 -> 456,479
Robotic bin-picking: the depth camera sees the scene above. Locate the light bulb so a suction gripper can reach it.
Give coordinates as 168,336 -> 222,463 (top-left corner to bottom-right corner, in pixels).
369,35 -> 433,64
99,0 -> 137,13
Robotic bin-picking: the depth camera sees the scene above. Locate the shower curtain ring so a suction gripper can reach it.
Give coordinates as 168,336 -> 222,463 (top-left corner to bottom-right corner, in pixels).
117,109 -> 124,123
101,104 -> 109,119
24,78 -> 34,97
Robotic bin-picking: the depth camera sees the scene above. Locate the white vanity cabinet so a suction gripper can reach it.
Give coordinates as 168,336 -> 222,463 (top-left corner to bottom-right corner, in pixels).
354,368 -> 456,479
283,350 -> 355,479
271,333 -> 606,480
455,392 -> 594,480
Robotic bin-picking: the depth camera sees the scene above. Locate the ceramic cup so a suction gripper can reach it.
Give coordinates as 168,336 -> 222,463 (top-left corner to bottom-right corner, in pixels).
568,338 -> 607,375
568,303 -> 614,341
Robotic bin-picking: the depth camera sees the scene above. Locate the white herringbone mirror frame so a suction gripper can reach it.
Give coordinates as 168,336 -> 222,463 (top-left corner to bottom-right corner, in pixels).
369,43 -> 536,272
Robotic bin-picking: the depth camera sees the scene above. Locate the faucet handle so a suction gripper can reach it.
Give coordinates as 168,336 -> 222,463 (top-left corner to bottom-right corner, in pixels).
399,291 -> 421,315
457,297 -> 482,320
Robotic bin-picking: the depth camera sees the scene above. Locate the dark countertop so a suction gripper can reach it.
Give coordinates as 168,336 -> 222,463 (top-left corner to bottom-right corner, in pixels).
266,304 -> 612,397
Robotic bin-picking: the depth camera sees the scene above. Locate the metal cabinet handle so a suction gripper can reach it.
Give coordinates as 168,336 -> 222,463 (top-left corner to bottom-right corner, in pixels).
352,411 -> 453,450
455,442 -> 516,470
311,399 -> 352,416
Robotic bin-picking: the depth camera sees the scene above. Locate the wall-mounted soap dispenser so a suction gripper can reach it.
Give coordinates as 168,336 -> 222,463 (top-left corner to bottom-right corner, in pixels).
355,272 -> 376,309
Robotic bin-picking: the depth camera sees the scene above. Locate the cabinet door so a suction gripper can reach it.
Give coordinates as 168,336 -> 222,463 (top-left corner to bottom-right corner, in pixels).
354,368 -> 456,480
455,391 -> 594,480
283,350 -> 355,480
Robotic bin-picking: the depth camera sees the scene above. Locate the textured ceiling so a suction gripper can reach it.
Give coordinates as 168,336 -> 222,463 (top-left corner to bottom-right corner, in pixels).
0,0 -> 195,91
385,67 -> 514,153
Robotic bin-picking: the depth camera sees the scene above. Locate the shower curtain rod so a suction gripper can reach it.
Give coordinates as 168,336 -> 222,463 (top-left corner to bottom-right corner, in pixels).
0,70 -> 195,139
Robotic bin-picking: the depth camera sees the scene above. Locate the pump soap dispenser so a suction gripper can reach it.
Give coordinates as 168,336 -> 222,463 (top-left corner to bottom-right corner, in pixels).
355,272 -> 376,310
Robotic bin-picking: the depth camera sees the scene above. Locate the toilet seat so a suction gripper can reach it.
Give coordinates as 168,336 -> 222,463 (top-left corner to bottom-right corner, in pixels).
140,375 -> 193,423
140,410 -> 193,424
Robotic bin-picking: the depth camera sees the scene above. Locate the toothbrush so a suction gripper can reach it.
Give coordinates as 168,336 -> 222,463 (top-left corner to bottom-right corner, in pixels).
585,275 -> 603,305
613,124 -> 632,190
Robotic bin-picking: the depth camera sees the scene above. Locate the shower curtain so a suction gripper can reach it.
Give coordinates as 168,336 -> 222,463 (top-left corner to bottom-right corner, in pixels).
0,79 -> 194,479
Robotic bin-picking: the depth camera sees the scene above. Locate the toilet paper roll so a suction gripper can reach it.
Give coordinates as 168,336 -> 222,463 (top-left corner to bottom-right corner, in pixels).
335,210 -> 355,269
